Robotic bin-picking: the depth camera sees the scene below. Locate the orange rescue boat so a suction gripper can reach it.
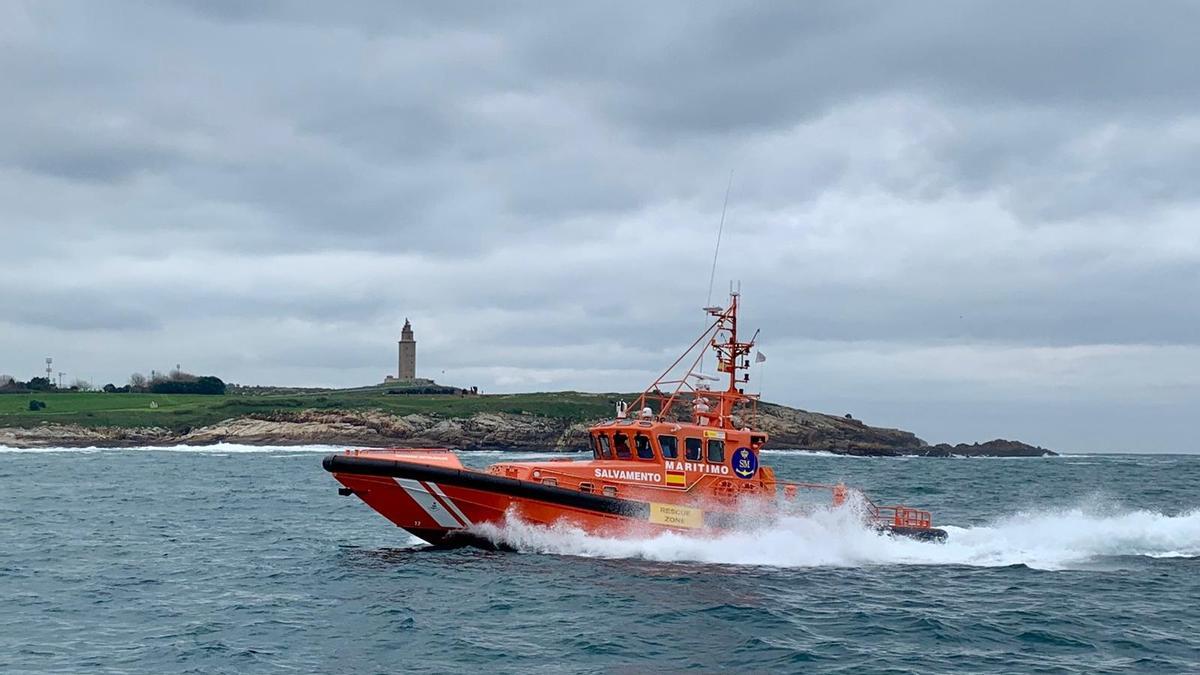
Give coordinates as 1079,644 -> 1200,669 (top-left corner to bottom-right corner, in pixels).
324,292 -> 948,547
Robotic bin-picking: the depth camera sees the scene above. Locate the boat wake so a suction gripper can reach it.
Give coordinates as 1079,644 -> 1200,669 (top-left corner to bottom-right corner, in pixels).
475,505 -> 1200,571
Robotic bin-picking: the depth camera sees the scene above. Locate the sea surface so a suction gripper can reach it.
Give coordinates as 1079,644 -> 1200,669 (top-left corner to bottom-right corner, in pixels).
2,446 -> 1199,674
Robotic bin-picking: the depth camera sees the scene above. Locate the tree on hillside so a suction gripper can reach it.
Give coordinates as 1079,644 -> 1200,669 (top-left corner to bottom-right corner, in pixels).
71,378 -> 92,392
0,374 -> 13,387
26,377 -> 52,391
129,373 -> 148,390
195,375 -> 225,394
149,375 -> 226,395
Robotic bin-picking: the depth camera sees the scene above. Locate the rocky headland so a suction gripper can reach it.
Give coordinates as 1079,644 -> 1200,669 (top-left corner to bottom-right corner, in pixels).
0,403 -> 1055,456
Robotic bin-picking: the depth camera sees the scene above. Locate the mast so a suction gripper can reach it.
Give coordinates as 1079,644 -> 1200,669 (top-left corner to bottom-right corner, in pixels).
635,287 -> 758,430
707,287 -> 755,427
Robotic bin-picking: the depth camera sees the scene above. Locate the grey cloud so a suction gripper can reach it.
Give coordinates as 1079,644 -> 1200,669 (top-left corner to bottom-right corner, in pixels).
2,1 -> 1199,450
0,290 -> 161,332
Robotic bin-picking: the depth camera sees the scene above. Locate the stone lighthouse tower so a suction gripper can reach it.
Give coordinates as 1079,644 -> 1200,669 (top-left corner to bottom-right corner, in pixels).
398,318 -> 416,380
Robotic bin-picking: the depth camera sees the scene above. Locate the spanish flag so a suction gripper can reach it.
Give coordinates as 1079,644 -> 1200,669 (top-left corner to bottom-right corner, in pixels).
666,470 -> 687,486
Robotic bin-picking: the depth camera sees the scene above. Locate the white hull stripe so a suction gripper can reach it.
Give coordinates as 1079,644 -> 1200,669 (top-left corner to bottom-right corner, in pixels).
424,481 -> 472,526
395,478 -> 463,529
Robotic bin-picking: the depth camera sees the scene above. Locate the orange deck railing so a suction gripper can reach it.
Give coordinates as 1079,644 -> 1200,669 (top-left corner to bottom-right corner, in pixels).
872,505 -> 933,529
779,482 -> 934,530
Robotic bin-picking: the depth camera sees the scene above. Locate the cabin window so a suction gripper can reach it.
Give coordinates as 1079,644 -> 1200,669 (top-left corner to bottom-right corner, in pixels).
707,439 -> 725,463
614,432 -> 631,459
658,435 -> 679,459
684,437 -> 703,461
596,434 -> 612,460
635,434 -> 654,460
579,482 -> 594,494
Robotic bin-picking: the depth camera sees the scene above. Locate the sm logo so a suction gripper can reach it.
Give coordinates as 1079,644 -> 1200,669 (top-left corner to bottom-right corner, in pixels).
732,447 -> 758,479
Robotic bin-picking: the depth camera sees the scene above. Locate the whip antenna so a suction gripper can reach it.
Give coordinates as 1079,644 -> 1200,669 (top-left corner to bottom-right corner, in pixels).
706,170 -> 734,306
700,171 -> 733,375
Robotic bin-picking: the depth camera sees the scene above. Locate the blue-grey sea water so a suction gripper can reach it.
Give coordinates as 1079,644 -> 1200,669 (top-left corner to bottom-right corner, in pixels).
2,446 -> 1198,673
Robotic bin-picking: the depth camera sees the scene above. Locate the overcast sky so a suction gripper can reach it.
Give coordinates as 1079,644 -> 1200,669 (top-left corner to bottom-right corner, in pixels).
2,2 -> 1197,452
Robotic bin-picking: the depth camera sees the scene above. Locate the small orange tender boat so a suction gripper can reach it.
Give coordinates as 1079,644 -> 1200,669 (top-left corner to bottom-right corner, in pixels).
324,292 -> 947,546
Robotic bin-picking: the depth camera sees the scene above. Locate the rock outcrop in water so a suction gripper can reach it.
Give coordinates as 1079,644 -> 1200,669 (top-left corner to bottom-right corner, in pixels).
0,424 -> 175,448
0,404 -> 1056,456
916,439 -> 1055,458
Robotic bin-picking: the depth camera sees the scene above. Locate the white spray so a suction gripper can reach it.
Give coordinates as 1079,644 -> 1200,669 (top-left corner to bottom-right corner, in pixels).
473,503 -> 1200,571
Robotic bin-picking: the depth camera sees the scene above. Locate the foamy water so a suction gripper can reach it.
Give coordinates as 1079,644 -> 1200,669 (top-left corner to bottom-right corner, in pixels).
475,504 -> 1200,571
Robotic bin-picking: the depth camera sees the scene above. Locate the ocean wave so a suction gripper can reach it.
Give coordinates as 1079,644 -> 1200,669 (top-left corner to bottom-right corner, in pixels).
473,504 -> 1200,571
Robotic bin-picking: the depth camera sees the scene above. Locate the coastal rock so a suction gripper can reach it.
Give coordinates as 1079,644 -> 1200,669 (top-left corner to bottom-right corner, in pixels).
168,410 -> 573,451
0,423 -> 174,448
556,422 -> 593,451
0,405 -> 1056,456
749,403 -> 927,455
177,411 -> 423,446
917,439 -> 1055,457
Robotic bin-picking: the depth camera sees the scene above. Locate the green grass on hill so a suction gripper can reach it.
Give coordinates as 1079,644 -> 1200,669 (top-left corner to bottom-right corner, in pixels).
0,390 -> 628,431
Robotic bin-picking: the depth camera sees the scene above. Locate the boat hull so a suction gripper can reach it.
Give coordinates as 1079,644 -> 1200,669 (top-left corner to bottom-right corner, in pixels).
324,452 -> 947,546
324,453 -> 669,546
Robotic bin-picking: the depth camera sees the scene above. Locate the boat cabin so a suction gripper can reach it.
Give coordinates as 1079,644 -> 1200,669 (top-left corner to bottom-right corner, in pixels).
586,419 -> 766,466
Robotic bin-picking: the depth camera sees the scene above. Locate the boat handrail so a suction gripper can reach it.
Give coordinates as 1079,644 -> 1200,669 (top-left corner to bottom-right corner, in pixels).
778,480 -> 935,529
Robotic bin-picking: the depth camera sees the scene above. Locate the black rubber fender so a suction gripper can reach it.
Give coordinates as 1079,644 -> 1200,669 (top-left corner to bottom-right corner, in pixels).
886,525 -> 948,543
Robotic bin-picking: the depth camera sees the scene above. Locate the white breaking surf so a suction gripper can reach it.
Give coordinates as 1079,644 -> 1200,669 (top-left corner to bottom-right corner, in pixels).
474,504 -> 1200,571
